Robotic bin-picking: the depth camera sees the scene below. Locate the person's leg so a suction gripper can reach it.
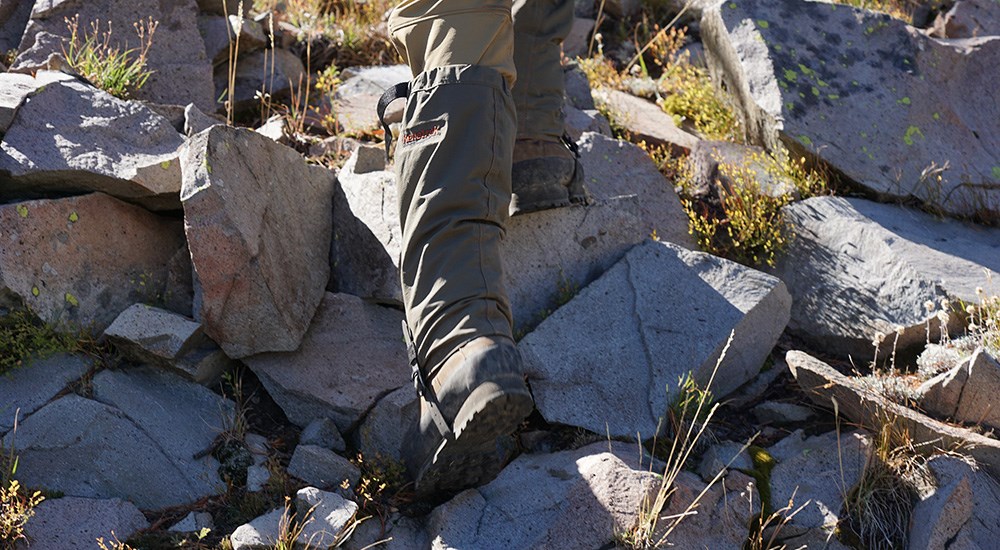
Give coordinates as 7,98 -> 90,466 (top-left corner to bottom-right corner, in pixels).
509,0 -> 589,215
387,0 -> 533,495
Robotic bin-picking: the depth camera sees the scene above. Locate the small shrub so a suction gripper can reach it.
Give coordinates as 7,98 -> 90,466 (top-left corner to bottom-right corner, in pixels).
0,309 -> 79,377
62,15 -> 158,99
658,59 -> 739,142
1,479 -> 45,549
831,0 -> 927,23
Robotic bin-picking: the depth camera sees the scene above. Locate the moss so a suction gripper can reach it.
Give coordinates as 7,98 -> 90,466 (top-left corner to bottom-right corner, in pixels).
747,446 -> 777,514
0,309 -> 81,377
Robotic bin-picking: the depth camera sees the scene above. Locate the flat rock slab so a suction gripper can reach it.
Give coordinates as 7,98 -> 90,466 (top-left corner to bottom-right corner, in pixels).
23,496 -> 148,549
91,366 -> 233,497
103,303 -> 206,365
2,394 -> 220,509
773,196 -> 1000,359
13,0 -> 216,110
288,444 -> 361,490
912,455 -> 1000,549
427,442 -> 656,549
0,193 -> 185,331
592,87 -> 699,154
296,487 -> 358,546
0,79 -> 185,211
0,70 -> 72,132
769,429 -> 871,530
333,65 -> 412,133
787,350 -> 1000,481
181,126 -> 334,358
522,239 -> 791,439
354,385 -> 417,465
245,292 -> 409,432
702,0 -> 1000,218
0,353 -> 89,435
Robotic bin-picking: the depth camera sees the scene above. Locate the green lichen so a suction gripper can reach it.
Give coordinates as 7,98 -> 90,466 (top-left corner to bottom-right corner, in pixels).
757,20 -> 770,28
159,160 -> 171,169
64,293 -> 79,307
827,94 -> 839,100
903,125 -> 924,146
68,211 -> 79,223
15,204 -> 28,218
811,86 -> 820,96
933,112 -> 941,120
748,446 -> 777,514
798,135 -> 813,146
784,69 -> 798,82
992,167 -> 1000,180
897,97 -> 911,105
31,286 -> 39,297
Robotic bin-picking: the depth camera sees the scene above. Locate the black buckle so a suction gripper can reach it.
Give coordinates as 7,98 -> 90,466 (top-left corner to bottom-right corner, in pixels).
377,82 -> 410,162
400,320 -> 454,439
561,133 -> 580,158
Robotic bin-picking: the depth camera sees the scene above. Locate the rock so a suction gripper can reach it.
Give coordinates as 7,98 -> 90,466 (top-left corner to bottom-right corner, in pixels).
301,417 -> 346,453
255,114 -> 291,143
218,48 -> 305,113
917,456 -> 1000,549
288,444 -> 361,491
295,487 -> 359,547
752,401 -> 813,424
781,529 -> 853,550
23,496 -> 148,549
563,63 -> 595,110
198,15 -> 267,67
918,349 -> 1000,431
332,65 -> 412,134
522,239 -> 791,439
661,0 -> 722,24
787,350 -> 1000,481
2,394 -> 216,509
702,0 -> 1000,218
769,429 -> 871,530
726,358 -> 786,408
245,293 -> 409,431
688,140 -> 799,199
0,70 -> 73,133
103,304 -> 205,363
0,193 -> 186,331
13,0 -> 216,111
355,386 -> 418,465
697,440 -> 755,482
603,0 -> 640,19
198,0 -> 243,17
0,353 -> 90,435
910,458 -> 975,550
576,132 -> 694,248
184,102 -> 222,136
91,366 -> 234,497
180,126 -> 334,358
592,87 -> 699,154
773,197 -> 1000,360
164,244 -> 196,317
231,507 -> 284,550
245,433 -> 270,465
0,0 -> 31,52
654,471 -> 760,549
563,105 -> 612,141
930,0 -> 1000,38
341,513 -> 429,550
169,511 -> 215,533
426,442 -> 656,549
246,465 -> 270,492
564,17 -> 595,59
0,79 -> 185,211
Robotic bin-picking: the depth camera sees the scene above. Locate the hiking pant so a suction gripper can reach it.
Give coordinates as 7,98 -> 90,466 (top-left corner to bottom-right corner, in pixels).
387,0 -> 573,370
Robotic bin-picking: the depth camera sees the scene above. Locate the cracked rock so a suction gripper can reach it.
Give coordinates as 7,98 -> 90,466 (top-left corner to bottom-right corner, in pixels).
0,353 -> 90,435
522,239 -> 791,439
23,496 -> 148,549
295,487 -> 359,546
288,444 -> 361,491
918,349 -> 1000,432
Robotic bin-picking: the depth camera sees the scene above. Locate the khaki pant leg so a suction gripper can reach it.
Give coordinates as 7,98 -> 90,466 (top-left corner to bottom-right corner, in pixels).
511,0 -> 574,141
388,0 -> 517,89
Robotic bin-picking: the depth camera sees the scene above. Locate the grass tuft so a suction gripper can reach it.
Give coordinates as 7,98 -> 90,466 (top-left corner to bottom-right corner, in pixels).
61,15 -> 158,99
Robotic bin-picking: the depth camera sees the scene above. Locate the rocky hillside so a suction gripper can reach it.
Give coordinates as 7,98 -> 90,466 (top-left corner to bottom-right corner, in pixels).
1,0 -> 999,548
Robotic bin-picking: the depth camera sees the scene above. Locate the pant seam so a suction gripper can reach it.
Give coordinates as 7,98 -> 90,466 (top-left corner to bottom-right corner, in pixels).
480,85 -> 501,337
389,6 -> 511,34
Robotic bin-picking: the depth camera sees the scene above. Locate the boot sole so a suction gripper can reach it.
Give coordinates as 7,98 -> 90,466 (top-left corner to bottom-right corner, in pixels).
415,377 -> 534,495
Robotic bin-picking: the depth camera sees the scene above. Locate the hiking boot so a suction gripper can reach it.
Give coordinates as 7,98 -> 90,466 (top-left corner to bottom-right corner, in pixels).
403,336 -> 534,495
510,137 -> 590,215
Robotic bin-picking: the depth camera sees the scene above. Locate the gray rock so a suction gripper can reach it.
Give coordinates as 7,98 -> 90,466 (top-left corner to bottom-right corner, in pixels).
702,0 -> 1000,218
592,87 -> 699,154
787,350 -> 1000,481
288,444 -> 361,490
245,293 -> 409,431
726,359 -> 785,408
0,70 -> 72,133
341,513 -> 429,550
523,239 -> 791,439
198,0 -> 244,17
752,401 -> 814,424
661,0 -> 721,24
184,102 -> 222,137
23,496 -> 148,549
230,507 -> 284,550
781,529 -> 853,550
0,0 -> 31,52
246,465 -> 270,492
255,114 -> 290,143
295,487 -> 358,547
198,15 -> 267,67
653,470 -> 761,549
180,126 -> 334,358
427,442 -> 656,549
0,79 -> 185,211
919,456 -> 1000,550
217,48 -> 305,113
169,511 -> 215,533
245,433 -> 269,465
355,385 -> 418,466
688,140 -> 799,199
919,359 -> 972,419
603,0 -> 640,18
332,65 -> 412,134
919,349 -> 1000,431
910,457 -> 975,550
576,132 -> 694,249
564,17 -> 595,59
164,244 -> 196,317
930,0 -> 1000,38
91,366 -> 233,496
697,440 -> 755,482
0,193 -> 186,331
13,0 -> 216,111
173,345 -> 234,386
773,197 -> 1000,360
103,303 -> 205,363
563,105 -> 612,141
2,394 -> 216,509
0,353 -> 89,435
769,429 -> 871,530
563,62 -> 595,110
301,417 -> 346,453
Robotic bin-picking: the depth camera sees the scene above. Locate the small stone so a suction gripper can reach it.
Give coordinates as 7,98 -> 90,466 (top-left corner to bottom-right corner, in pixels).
246,465 -> 271,493
295,487 -> 359,547
592,88 -> 699,154
697,441 -> 754,483
231,507 -> 284,550
355,386 -> 418,465
169,511 -> 215,533
23,497 -> 149,549
301,417 -> 347,453
245,433 -> 270,465
103,304 -> 206,365
184,102 -> 222,136
288,445 -> 361,491
752,401 -> 813,425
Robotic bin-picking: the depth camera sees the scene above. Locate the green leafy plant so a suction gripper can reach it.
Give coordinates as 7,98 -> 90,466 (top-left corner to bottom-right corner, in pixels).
62,15 -> 158,99
0,309 -> 79,377
1,418 -> 45,550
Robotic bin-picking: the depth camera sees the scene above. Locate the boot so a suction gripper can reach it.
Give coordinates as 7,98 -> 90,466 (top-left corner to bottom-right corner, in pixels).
510,137 -> 589,215
391,64 -> 534,495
